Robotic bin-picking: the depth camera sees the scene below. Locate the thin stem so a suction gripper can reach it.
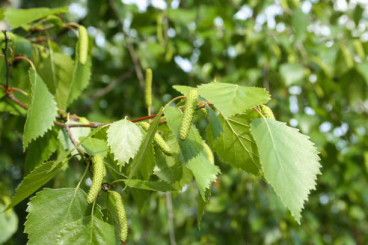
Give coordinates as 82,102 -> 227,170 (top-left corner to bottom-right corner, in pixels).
65,124 -> 85,158
166,192 -> 177,245
253,107 -> 265,119
6,93 -> 28,109
14,56 -> 35,69
76,160 -> 90,190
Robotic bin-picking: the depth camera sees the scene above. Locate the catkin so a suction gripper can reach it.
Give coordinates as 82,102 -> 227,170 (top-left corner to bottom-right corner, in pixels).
179,89 -> 199,140
87,154 -> 106,204
260,105 -> 275,120
78,25 -> 88,65
111,191 -> 128,242
145,69 -> 152,108
140,121 -> 173,155
203,142 -> 214,165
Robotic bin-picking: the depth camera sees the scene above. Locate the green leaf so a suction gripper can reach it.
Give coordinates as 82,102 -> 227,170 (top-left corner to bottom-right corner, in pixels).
116,179 -> 176,192
0,204 -> 18,244
197,83 -> 270,117
128,108 -> 163,179
5,7 -> 69,29
172,85 -> 195,95
205,105 -> 223,140
23,69 -> 58,150
279,63 -> 305,86
154,133 -> 193,190
136,143 -> 156,180
80,137 -> 108,158
198,189 -> 210,228
25,127 -> 59,174
107,119 -> 142,166
59,122 -> 91,156
50,52 -> 75,110
292,8 -> 309,43
165,106 -> 220,199
67,35 -> 92,106
8,160 -> 67,210
25,188 -> 114,244
57,216 -> 115,245
187,152 -> 219,201
250,119 -> 321,223
0,94 -> 27,115
207,112 -> 261,175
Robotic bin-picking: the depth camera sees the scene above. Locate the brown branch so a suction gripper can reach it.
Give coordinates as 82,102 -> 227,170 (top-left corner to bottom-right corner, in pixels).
2,31 -> 11,88
88,71 -> 132,103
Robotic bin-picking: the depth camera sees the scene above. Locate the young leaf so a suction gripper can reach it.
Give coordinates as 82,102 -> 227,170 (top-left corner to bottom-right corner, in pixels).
23,69 -> 58,150
207,112 -> 261,175
250,119 -> 321,223
172,85 -> 195,95
25,188 -> 114,244
197,83 -> 270,117
107,119 -> 142,166
7,160 -> 67,210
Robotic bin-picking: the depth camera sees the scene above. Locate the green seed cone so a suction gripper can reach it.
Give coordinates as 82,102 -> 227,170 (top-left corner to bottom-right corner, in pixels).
260,105 -> 275,120
78,25 -> 88,65
87,154 -> 105,204
179,89 -> 199,140
111,191 -> 128,242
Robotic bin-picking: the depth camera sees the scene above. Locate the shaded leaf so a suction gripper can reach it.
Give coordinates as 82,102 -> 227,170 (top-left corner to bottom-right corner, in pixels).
57,216 -> 115,245
128,108 -> 163,179
25,127 -> 59,174
8,160 -> 67,210
25,188 -> 113,244
165,106 -> 220,199
207,112 -> 261,175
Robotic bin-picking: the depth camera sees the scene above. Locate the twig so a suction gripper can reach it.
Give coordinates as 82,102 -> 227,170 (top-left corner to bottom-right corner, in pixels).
88,71 -> 132,103
2,31 -> 11,88
166,192 -> 177,245
65,124 -> 85,158
109,0 -> 145,90
6,93 -> 28,109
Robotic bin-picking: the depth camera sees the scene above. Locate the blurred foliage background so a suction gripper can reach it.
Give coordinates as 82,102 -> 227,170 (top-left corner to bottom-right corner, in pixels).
1,0 -> 368,244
